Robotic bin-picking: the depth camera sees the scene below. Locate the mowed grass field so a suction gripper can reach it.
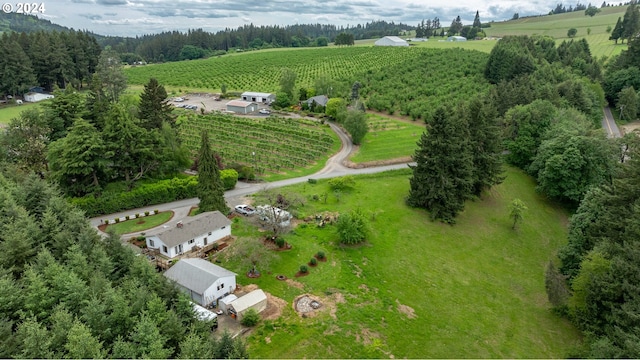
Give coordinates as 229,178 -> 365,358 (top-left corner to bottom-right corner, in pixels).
220,167 -> 581,358
349,113 -> 424,163
0,102 -> 40,125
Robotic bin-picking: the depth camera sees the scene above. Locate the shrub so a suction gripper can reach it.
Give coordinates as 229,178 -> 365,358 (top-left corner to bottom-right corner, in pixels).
308,178 -> 317,184
336,209 -> 370,245
220,168 -> 239,190
300,265 -> 308,273
145,211 -> 150,216
212,242 -> 219,251
275,237 -> 286,248
115,218 -> 120,223
125,215 -> 130,220
310,258 -> 317,266
316,251 -> 325,259
328,175 -> 356,190
241,308 -> 260,327
137,236 -> 145,241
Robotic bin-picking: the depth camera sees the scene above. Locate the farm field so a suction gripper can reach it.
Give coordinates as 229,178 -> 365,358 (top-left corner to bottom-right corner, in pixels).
219,167 -> 581,358
349,114 -> 424,164
124,46 -> 427,93
178,113 -> 339,179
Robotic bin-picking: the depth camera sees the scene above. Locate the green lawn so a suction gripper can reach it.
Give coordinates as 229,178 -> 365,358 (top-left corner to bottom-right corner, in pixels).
106,211 -> 174,234
218,166 -> 581,358
349,114 -> 424,164
0,102 -> 40,125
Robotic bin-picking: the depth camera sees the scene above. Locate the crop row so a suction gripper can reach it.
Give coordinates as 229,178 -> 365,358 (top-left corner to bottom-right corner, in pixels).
125,47 -> 426,91
179,113 -> 335,173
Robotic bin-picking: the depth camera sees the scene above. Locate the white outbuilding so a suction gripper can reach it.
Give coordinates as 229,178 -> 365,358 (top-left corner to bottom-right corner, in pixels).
241,92 -> 276,104
374,36 -> 409,47
446,36 -> 467,42
227,289 -> 268,321
164,258 -> 237,307
24,92 -> 54,102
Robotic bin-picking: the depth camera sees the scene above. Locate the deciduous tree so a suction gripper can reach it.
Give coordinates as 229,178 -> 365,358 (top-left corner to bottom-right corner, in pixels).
508,198 -> 527,230
343,109 -> 368,145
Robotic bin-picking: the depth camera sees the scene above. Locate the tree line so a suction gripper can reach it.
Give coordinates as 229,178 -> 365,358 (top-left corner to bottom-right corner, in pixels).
609,1 -> 640,43
0,30 -> 101,97
101,20 -> 412,63
0,173 -> 248,358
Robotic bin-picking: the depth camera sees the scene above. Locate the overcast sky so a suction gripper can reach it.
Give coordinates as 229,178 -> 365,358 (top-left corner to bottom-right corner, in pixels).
38,0 -> 574,37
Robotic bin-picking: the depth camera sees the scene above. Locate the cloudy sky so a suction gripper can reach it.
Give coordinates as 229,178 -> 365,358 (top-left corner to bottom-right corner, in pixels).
38,0 -> 568,37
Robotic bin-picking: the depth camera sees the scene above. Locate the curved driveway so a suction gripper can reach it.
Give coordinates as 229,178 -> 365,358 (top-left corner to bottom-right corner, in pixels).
89,123 -> 412,236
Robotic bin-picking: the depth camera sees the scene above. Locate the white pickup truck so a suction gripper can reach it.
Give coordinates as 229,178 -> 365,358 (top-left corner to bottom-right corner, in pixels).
235,204 -> 256,216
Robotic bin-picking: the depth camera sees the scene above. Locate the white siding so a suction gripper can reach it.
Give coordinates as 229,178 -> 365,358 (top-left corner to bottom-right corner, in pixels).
201,274 -> 236,305
146,225 -> 231,259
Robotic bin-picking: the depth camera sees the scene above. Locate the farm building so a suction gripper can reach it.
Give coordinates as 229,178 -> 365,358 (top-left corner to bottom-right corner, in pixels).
226,100 -> 258,114
241,91 -> 276,104
374,36 -> 409,47
146,211 -> 231,259
24,92 -> 54,102
218,294 -> 238,312
305,95 -> 329,108
227,289 -> 268,321
447,36 -> 467,42
164,258 -> 237,307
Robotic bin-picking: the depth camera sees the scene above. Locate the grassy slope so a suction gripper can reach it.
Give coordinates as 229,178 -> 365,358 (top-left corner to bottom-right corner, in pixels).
221,167 -> 580,358
0,102 -> 40,125
349,114 -> 424,163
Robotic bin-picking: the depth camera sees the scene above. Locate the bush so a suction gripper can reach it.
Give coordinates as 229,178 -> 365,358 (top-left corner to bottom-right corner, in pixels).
115,218 -> 120,223
328,175 -> 356,190
137,236 -> 145,241
316,251 -> 325,259
220,168 -> 239,190
300,265 -> 308,273
125,215 -> 130,220
336,209 -> 370,245
308,178 -> 317,184
310,257 -> 317,266
212,242 -> 219,251
275,237 -> 286,248
144,211 -> 150,216
241,308 -> 260,327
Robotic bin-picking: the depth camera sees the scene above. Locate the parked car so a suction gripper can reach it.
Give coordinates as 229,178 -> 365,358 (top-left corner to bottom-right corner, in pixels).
235,204 -> 256,216
174,97 -> 184,102
259,109 -> 271,115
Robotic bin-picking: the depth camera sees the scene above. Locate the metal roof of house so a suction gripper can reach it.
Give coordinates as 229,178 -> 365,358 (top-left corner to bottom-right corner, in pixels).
156,211 -> 231,248
164,258 -> 237,295
241,91 -> 274,97
306,95 -> 329,107
226,100 -> 256,108
229,289 -> 267,313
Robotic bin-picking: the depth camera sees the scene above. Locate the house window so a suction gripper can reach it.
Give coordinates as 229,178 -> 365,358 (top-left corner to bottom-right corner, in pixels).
188,239 -> 194,244
208,231 -> 212,236
221,226 -> 226,230
149,239 -> 155,247
221,283 -> 224,289
162,245 -> 168,253
204,237 -> 208,245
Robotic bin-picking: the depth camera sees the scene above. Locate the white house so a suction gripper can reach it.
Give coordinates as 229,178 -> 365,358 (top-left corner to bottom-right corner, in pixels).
374,36 -> 409,47
447,36 -> 467,42
164,258 -> 237,306
146,211 -> 231,259
241,91 -> 276,104
226,100 -> 258,114
24,92 -> 54,102
228,289 -> 268,321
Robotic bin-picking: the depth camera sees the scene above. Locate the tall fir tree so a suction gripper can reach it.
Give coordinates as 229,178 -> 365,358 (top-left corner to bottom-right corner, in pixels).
138,78 -> 175,130
197,130 -> 229,214
407,106 -> 474,223
464,97 -> 504,196
473,11 -> 482,28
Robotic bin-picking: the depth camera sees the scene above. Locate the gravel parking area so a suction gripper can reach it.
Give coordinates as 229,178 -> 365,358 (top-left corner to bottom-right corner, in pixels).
171,92 -> 271,115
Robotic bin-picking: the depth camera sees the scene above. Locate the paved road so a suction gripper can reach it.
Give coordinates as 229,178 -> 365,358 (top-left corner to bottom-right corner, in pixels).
89,123 -> 412,237
602,107 -> 622,138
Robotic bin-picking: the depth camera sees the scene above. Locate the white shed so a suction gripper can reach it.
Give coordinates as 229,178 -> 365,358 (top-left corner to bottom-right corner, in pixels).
374,36 -> 409,47
446,36 -> 467,42
218,294 -> 238,312
241,92 -> 276,104
164,258 -> 237,307
226,100 -> 258,114
228,289 -> 268,321
24,92 -> 54,102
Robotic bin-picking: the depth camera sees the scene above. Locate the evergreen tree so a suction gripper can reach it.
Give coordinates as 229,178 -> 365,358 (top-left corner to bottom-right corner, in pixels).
610,17 -> 624,44
473,11 -> 482,28
0,36 -> 36,97
138,78 -> 175,130
197,130 -> 229,214
96,47 -> 127,103
622,1 -> 640,42
465,97 -> 504,196
407,106 -> 474,223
